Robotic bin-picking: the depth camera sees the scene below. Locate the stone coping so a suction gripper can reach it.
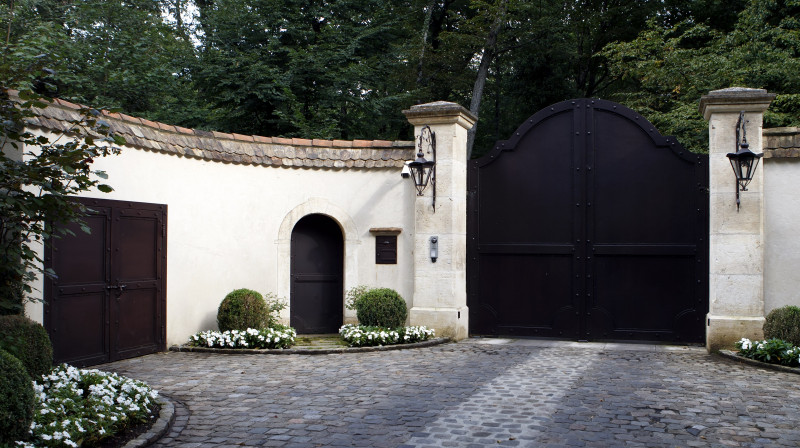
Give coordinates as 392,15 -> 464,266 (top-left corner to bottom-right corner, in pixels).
169,337 -> 450,355
122,395 -> 176,448
18,92 -> 415,169
718,350 -> 800,375
764,127 -> 800,159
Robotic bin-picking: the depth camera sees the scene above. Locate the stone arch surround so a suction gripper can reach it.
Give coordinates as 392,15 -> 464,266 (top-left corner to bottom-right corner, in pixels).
276,198 -> 361,324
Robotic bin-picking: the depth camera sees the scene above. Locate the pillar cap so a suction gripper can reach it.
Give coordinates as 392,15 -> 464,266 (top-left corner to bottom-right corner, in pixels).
699,87 -> 776,120
403,101 -> 477,128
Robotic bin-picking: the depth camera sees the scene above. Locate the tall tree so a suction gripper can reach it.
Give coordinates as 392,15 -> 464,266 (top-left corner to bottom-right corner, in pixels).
194,0 -> 417,139
602,0 -> 799,153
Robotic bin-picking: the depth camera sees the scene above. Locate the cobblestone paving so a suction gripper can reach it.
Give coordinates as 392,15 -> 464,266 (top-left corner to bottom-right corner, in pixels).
99,339 -> 800,447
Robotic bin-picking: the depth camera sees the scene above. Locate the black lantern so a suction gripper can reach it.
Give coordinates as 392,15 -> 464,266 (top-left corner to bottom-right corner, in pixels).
726,111 -> 762,211
408,125 -> 437,210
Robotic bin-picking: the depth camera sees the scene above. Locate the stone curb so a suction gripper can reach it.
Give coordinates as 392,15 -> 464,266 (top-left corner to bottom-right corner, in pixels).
122,395 -> 176,448
718,350 -> 800,375
169,337 -> 450,355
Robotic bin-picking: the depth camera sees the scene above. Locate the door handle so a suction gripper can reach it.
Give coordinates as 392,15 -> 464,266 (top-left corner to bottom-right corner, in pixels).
106,283 -> 128,292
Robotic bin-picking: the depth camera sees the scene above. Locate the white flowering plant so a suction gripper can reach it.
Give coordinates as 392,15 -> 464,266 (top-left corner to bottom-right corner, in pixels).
15,364 -> 158,448
339,324 -> 435,347
189,325 -> 296,349
736,337 -> 800,366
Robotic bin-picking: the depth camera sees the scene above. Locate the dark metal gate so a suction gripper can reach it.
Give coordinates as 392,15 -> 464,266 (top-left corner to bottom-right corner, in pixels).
45,198 -> 167,367
467,99 -> 708,342
290,214 -> 344,333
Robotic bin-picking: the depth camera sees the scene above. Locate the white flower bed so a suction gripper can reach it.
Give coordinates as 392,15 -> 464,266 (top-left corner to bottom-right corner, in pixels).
189,326 -> 296,349
15,364 -> 158,447
339,324 -> 435,347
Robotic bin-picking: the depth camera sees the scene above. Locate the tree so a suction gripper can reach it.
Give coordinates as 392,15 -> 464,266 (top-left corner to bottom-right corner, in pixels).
602,0 -> 800,153
193,0 -> 418,140
0,39 -> 124,314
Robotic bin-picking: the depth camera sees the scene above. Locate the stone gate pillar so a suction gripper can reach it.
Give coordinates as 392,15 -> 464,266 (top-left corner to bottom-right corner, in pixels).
402,102 -> 477,340
700,87 -> 775,351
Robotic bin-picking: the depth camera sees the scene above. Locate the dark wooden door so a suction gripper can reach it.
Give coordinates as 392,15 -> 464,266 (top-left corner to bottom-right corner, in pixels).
467,99 -> 708,343
290,214 -> 343,334
45,198 -> 167,367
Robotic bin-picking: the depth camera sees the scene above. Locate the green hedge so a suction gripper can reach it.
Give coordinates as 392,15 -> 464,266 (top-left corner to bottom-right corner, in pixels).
217,289 -> 269,331
0,349 -> 35,445
353,288 -> 408,328
0,314 -> 52,379
764,305 -> 800,346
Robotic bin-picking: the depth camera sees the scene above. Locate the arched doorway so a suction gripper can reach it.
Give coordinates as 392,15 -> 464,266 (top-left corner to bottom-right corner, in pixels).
290,214 -> 344,333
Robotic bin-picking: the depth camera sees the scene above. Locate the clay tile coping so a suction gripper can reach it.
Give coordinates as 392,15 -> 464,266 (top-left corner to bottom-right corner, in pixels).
352,140 -> 373,148
312,139 -> 333,147
233,133 -> 254,142
28,95 -> 415,165
292,138 -> 313,146
157,122 -> 177,132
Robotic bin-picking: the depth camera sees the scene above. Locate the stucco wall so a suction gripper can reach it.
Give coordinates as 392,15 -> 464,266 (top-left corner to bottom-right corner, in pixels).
22,104 -> 418,346
763,128 -> 800,315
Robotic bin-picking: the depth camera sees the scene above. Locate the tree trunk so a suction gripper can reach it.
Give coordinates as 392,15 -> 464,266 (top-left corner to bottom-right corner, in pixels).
416,0 -> 437,86
467,0 -> 508,159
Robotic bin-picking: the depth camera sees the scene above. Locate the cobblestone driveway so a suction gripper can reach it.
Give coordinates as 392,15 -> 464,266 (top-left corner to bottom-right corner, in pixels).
100,339 -> 800,447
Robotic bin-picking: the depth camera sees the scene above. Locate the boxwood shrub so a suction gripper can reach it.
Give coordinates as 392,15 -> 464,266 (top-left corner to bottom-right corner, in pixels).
217,289 -> 269,331
353,288 -> 408,328
0,349 -> 35,445
763,305 -> 800,346
0,314 -> 53,379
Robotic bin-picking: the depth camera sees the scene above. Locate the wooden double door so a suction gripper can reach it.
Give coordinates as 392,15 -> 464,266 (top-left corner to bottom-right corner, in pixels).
45,198 -> 167,367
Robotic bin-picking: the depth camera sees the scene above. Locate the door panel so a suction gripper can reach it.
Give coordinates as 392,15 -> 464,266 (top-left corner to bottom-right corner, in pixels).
290,214 -> 343,334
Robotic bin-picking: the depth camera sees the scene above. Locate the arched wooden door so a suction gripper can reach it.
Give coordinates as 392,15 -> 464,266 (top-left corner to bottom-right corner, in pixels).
290,214 -> 344,333
467,99 -> 708,343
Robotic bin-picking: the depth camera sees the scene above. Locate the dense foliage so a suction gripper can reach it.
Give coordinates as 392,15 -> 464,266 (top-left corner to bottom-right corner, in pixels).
0,349 -> 35,445
763,306 -> 800,346
736,337 -> 800,367
5,0 -> 800,158
352,287 -> 408,328
0,314 -> 52,379
1,51 -> 123,313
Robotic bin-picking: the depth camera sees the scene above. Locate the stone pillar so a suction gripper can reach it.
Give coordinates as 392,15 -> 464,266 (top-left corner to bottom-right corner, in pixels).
402,102 -> 476,340
699,87 -> 775,351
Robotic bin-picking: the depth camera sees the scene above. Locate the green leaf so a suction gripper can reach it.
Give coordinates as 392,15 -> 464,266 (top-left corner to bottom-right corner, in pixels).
97,184 -> 114,193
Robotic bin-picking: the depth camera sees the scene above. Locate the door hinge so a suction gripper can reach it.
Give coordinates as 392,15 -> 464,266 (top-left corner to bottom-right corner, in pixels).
162,224 -> 166,237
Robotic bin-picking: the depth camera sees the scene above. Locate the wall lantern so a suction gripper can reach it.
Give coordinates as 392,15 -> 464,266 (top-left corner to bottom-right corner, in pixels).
726,111 -> 763,211
408,125 -> 437,211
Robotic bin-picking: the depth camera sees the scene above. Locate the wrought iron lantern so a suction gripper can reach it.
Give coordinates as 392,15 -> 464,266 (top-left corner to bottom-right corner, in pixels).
408,125 -> 437,210
726,111 -> 763,211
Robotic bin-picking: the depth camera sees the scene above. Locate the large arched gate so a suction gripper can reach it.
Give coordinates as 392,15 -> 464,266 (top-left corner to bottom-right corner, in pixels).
467,99 -> 708,343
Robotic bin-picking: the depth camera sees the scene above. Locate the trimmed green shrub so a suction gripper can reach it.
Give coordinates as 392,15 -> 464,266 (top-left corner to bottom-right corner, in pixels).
0,314 -> 53,379
353,288 -> 408,328
217,289 -> 268,331
0,349 -> 35,445
763,305 -> 800,346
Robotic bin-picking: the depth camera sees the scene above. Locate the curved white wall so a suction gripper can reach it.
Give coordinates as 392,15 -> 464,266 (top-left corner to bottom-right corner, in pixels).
27,140 -> 416,346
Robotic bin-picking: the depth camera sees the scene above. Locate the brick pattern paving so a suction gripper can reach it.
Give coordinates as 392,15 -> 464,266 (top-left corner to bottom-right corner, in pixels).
99,340 -> 800,447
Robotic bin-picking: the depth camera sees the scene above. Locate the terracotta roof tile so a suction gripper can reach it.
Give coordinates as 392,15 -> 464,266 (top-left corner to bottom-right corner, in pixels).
333,140 -> 352,148
232,133 -> 254,142
23,97 -> 414,169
